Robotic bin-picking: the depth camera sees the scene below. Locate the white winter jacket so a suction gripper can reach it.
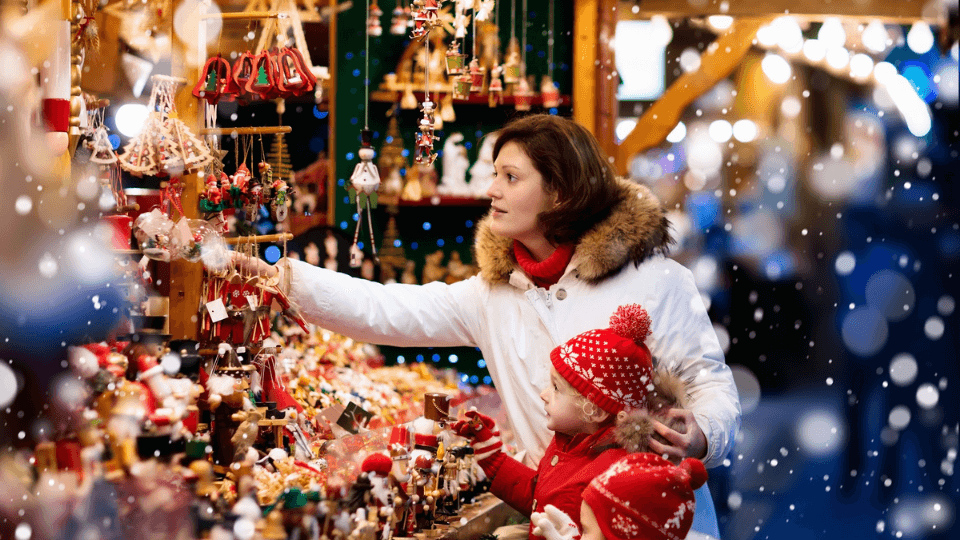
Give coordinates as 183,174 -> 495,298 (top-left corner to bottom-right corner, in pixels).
282,180 -> 740,470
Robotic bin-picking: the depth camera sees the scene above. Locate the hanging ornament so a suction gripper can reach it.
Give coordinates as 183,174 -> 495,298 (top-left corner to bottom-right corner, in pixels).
390,0 -> 410,35
411,0 -> 430,40
415,101 -> 437,166
368,1 -> 384,36
349,129 -> 381,267
452,73 -> 472,100
88,124 -> 118,164
540,0 -> 559,109
192,55 -> 236,105
514,76 -> 533,111
488,64 -> 504,106
503,37 -> 521,84
445,41 -> 466,75
468,57 -> 485,92
541,75 -> 560,108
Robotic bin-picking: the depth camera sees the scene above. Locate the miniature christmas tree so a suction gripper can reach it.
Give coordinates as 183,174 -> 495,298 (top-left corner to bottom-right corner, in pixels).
378,208 -> 406,282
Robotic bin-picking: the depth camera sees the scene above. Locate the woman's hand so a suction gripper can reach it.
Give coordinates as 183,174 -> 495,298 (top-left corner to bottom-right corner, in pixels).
230,251 -> 279,279
648,408 -> 708,464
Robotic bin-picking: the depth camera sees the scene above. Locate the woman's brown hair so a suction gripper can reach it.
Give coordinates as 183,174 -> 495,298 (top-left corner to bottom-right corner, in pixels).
492,114 -> 622,245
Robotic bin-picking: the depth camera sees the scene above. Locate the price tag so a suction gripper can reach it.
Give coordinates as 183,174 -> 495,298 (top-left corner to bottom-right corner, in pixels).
205,298 -> 228,323
244,294 -> 258,309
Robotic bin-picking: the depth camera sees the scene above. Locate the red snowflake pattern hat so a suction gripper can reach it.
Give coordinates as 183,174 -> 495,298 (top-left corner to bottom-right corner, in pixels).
550,304 -> 654,414
583,453 -> 707,540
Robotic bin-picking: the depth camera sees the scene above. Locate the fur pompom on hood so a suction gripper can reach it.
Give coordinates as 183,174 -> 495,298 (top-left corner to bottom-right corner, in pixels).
474,179 -> 673,285
614,367 -> 692,453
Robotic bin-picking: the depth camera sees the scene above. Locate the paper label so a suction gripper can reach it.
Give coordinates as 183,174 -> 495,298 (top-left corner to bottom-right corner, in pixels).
205,298 -> 228,323
244,294 -> 258,309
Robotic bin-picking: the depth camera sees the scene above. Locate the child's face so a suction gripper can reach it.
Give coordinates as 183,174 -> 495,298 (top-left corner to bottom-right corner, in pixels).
540,368 -> 593,435
579,501 -> 604,540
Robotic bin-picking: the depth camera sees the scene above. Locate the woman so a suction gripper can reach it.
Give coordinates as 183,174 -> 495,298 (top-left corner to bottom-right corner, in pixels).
238,114 -> 739,537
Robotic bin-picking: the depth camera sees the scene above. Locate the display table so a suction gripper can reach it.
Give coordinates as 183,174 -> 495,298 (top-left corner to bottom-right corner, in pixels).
408,493 -> 524,540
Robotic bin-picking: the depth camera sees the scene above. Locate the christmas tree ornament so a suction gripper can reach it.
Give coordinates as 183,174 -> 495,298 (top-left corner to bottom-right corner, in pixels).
368,1 -> 384,36
192,55 -> 236,104
502,0 -> 521,84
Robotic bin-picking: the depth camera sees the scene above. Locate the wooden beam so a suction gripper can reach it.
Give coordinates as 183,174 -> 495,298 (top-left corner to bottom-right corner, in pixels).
618,0 -> 937,23
596,0 -> 619,159
615,17 -> 768,175
573,0 -> 598,133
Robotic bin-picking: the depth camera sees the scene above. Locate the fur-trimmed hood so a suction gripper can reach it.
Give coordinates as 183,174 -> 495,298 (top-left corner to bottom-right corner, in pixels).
473,179 -> 672,285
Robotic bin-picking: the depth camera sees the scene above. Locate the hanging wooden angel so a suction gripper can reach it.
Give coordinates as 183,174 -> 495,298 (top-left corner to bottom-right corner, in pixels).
348,129 -> 381,267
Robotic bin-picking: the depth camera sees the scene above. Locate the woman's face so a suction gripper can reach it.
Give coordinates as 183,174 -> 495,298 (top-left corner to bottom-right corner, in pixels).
487,141 -> 557,246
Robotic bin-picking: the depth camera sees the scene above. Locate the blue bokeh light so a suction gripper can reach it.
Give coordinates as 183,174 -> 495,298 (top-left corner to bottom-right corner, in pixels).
264,245 -> 281,263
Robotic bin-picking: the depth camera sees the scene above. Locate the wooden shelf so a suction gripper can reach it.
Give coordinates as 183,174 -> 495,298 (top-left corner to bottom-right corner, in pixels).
392,195 -> 492,208
371,89 -> 572,108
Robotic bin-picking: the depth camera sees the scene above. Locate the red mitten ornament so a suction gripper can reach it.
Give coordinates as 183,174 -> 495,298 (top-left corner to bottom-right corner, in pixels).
451,408 -> 502,461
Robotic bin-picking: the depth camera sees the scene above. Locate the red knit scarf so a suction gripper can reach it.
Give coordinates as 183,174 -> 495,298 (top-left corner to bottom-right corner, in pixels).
513,242 -> 575,288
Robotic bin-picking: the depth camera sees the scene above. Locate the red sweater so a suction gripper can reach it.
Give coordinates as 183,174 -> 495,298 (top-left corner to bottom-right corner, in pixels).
480,425 -> 627,540
513,242 -> 575,288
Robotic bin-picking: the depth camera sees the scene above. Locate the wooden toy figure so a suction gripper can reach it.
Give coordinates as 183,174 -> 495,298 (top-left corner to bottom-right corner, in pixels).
349,129 -> 381,267
411,1 -> 429,39
414,115 -> 436,166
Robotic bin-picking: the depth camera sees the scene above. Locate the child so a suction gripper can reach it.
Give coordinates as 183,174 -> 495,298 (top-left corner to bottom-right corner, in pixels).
531,453 -> 708,540
453,304 -> 662,540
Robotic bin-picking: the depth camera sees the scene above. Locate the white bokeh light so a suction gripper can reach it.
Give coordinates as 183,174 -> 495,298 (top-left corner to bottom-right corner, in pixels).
15,195 -> 32,215
849,54 -> 874,79
818,18 -> 846,49
755,24 -> 777,47
781,96 -> 802,118
708,120 -> 733,142
38,252 -> 58,278
936,63 -> 958,106
615,118 -> 637,142
889,353 -> 918,386
707,16 -> 733,31
834,251 -> 856,275
761,54 -> 792,84
0,362 -> 18,408
713,323 -> 730,354
15,523 -> 31,540
862,21 -> 891,53
679,48 -> 702,73
773,16 -> 804,53
796,409 -> 846,457
730,364 -> 761,415
115,103 -> 150,137
924,316 -> 944,340
825,47 -> 850,70
937,295 -> 955,316
161,352 -> 182,375
841,307 -> 888,356
906,22 -> 934,54
666,121 -> 687,143
802,39 -> 826,62
888,405 -> 911,430
916,383 -> 939,409
733,120 -> 758,142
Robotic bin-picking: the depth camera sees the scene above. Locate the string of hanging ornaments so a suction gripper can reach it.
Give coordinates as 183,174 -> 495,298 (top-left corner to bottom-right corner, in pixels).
411,0 -> 441,169
348,0 -> 383,268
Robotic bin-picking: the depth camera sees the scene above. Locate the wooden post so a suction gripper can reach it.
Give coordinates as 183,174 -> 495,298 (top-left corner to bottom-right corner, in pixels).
572,0 -> 598,134
327,0 -> 338,227
168,0 -> 205,341
595,0 -> 618,159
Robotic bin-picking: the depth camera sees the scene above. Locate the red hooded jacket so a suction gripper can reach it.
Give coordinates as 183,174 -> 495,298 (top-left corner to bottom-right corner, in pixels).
480,424 -> 627,540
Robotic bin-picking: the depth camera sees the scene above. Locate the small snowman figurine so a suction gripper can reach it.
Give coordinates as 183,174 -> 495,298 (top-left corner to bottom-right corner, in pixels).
349,129 -> 382,267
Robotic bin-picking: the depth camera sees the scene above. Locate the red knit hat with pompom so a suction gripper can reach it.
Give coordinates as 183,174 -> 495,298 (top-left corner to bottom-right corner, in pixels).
583,453 -> 707,540
550,304 -> 653,414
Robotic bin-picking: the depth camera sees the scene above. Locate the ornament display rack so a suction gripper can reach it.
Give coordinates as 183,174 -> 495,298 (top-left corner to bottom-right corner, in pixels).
370,89 -> 571,107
